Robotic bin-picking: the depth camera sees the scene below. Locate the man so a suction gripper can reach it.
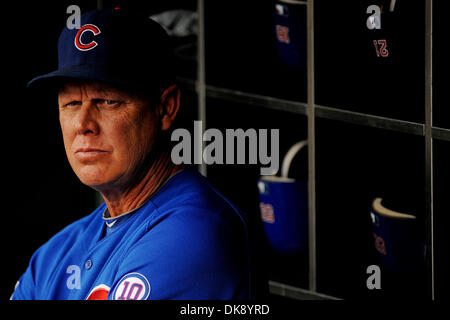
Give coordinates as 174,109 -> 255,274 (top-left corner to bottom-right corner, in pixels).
11,8 -> 252,300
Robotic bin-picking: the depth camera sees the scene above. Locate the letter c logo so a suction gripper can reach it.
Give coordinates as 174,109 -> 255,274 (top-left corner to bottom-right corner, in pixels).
74,24 -> 101,51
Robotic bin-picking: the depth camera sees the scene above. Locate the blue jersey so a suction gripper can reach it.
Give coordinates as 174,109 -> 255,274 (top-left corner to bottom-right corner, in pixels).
12,170 -> 252,300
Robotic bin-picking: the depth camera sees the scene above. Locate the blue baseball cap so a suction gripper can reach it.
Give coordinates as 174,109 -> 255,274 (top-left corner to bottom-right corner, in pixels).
28,8 -> 176,91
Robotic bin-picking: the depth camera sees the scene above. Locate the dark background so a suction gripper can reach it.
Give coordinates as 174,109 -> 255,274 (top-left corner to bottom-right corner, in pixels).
2,0 -> 448,302
3,0 -> 99,300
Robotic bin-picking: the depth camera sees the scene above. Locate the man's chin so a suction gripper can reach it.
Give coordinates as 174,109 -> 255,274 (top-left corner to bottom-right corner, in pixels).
75,167 -> 113,190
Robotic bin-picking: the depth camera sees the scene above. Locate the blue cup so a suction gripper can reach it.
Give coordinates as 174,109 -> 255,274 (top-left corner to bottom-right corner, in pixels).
272,0 -> 307,69
258,140 -> 308,255
370,198 -> 425,273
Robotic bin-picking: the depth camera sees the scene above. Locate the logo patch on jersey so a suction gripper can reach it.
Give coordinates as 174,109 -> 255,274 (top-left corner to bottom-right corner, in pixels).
74,24 -> 101,51
112,273 -> 151,300
86,284 -> 110,300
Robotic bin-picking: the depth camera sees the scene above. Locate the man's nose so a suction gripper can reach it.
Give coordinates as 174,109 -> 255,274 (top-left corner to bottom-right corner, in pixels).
75,103 -> 100,135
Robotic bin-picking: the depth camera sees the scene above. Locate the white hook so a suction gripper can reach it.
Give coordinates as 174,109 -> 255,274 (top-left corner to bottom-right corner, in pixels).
281,140 -> 308,178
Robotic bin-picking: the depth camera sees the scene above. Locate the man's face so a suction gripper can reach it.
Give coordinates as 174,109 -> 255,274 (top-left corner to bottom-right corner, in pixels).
58,81 -> 159,191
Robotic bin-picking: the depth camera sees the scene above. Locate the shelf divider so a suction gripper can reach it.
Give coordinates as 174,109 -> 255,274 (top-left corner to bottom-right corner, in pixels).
307,0 -> 317,294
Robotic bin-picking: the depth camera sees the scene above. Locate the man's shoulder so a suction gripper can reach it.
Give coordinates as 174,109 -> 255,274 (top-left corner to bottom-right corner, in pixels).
147,169 -> 247,233
136,170 -> 248,252
152,169 -> 242,216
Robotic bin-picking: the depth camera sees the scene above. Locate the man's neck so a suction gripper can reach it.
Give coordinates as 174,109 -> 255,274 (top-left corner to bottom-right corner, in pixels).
100,150 -> 182,217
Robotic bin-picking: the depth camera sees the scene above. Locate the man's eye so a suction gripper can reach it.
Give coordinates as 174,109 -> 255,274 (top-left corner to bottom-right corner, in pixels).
105,100 -> 118,105
98,99 -> 121,108
66,101 -> 81,107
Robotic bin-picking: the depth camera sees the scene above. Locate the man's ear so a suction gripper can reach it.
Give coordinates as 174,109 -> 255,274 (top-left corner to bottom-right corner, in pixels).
158,84 -> 181,131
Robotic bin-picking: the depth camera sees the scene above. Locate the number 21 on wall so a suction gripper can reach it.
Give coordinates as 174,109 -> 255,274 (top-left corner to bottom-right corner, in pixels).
373,40 -> 389,57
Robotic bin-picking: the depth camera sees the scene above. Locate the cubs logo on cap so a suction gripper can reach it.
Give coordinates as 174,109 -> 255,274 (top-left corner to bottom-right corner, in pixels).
74,24 -> 101,51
